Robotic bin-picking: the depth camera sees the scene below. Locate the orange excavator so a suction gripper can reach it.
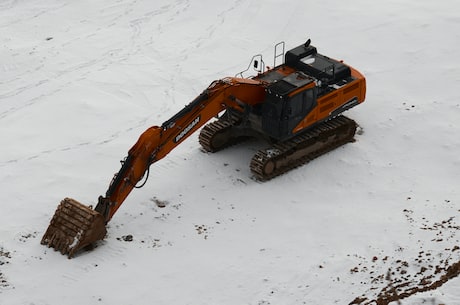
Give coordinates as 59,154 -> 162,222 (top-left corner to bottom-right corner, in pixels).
41,39 -> 366,257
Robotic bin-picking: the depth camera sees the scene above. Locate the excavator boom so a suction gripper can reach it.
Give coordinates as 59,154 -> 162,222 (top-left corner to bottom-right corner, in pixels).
41,78 -> 266,257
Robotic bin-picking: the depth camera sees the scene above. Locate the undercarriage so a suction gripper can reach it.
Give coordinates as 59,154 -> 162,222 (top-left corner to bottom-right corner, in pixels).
199,115 -> 357,181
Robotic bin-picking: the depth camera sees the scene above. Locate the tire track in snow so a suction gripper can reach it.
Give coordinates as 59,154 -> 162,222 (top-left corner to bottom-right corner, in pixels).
191,0 -> 245,50
0,0 -> 191,124
0,1 -> 188,171
0,0 -> 202,166
0,1 -> 68,28
101,0 -> 191,55
0,1 -> 136,121
0,118 -> 150,168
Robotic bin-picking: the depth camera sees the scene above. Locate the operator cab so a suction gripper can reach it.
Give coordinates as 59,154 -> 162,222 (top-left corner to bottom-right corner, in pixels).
258,40 -> 355,141
261,71 -> 317,140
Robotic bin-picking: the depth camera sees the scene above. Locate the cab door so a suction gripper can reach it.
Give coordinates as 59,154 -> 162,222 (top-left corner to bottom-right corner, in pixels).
284,88 -> 317,138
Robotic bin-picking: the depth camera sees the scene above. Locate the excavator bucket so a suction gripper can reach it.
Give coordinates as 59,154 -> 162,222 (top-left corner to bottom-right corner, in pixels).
41,198 -> 107,258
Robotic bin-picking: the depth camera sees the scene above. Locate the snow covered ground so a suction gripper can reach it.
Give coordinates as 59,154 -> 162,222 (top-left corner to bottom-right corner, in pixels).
1,0 -> 460,304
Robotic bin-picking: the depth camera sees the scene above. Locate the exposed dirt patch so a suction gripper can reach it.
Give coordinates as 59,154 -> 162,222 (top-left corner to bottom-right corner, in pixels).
151,197 -> 169,208
349,256 -> 460,305
117,234 -> 134,242
18,231 -> 38,243
349,202 -> 460,304
195,224 -> 211,239
374,260 -> 460,305
0,247 -> 12,289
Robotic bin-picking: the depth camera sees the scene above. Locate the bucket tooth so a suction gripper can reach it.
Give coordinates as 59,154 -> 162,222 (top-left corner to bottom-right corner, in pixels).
41,198 -> 107,258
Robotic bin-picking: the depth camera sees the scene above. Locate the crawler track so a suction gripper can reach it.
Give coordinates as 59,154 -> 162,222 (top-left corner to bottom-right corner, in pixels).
250,116 -> 357,181
199,113 -> 250,152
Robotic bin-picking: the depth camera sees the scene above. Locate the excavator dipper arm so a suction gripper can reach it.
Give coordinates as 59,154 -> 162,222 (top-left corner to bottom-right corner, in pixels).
41,77 -> 266,257
96,77 -> 265,222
